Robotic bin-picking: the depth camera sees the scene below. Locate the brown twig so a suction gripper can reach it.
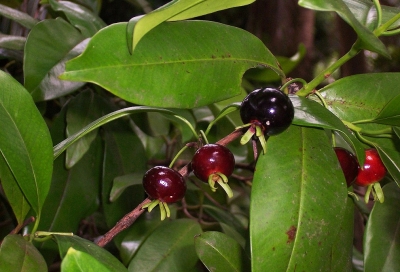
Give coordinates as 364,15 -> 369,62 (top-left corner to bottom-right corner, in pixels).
96,129 -> 244,247
96,198 -> 151,247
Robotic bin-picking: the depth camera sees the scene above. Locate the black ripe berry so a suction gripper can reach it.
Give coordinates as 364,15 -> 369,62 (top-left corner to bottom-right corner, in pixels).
240,87 -> 294,136
142,166 -> 186,203
334,147 -> 359,187
191,144 -> 235,198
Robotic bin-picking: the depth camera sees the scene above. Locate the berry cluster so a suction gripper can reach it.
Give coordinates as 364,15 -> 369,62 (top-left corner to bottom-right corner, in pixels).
334,147 -> 386,202
141,87 -> 296,220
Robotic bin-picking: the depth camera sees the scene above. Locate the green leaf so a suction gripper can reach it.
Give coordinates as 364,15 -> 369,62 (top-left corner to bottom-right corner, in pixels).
0,155 -> 30,226
245,44 -> 306,83
54,235 -> 127,271
110,172 -> 144,202
0,3 -> 39,29
36,105 -> 102,262
65,90 -> 104,168
195,231 -> 249,272
53,106 -> 193,160
33,39 -> 88,101
343,0 -> 400,31
24,18 -> 84,100
250,126 -> 348,271
329,196 -> 354,271
47,0 -> 106,37
128,219 -> 202,272
0,34 -> 25,50
118,215 -> 166,265
394,127 -> 400,139
0,71 -> 53,216
320,73 -> 400,122
61,248 -> 111,272
61,21 -> 283,108
373,94 -> 400,126
203,205 -> 246,237
101,114 -> 148,228
298,0 -> 389,57
291,95 -> 365,166
128,0 -> 255,51
0,234 -> 47,272
364,182 -> 400,271
376,146 -> 400,187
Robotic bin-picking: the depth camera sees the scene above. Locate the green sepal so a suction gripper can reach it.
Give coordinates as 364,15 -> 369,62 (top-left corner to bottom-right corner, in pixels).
208,175 -> 217,192
373,182 -> 385,203
365,184 -> 373,203
159,201 -> 166,220
217,180 -> 233,198
240,126 -> 255,145
163,202 -> 171,219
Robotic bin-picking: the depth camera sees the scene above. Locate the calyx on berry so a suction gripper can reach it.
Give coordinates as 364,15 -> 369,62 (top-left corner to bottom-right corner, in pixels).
239,87 -> 294,153
355,149 -> 386,203
142,166 -> 186,220
334,147 -> 359,187
191,144 -> 235,198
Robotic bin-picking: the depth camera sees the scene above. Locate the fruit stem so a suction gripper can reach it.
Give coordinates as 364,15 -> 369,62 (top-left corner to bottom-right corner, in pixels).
200,130 -> 209,145
312,91 -> 328,108
280,78 -> 308,94
296,41 -> 360,97
169,145 -> 189,168
172,114 -> 198,140
205,103 -> 241,136
372,0 -> 383,29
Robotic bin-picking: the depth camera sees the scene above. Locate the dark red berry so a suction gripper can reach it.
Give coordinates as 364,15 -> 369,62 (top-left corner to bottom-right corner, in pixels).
334,147 -> 359,187
240,87 -> 294,136
142,166 -> 186,203
355,149 -> 386,187
191,144 -> 235,183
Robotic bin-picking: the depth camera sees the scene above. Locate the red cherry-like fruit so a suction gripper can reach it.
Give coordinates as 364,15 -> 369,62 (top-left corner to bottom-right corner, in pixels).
334,147 -> 359,187
355,149 -> 386,187
191,144 -> 235,198
142,166 -> 186,203
142,166 -> 186,220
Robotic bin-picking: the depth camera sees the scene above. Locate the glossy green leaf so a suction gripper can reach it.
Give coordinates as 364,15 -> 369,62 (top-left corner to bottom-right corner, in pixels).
24,18 -> 84,100
128,219 -> 202,272
245,44 -> 306,83
320,73 -> 400,122
61,248 -> 111,272
0,34 -> 25,50
250,126 -> 348,271
364,182 -> 400,271
195,231 -> 249,272
101,114 -> 148,228
47,0 -> 106,37
66,90 -> 105,168
219,222 -> 246,249
128,0 -> 255,51
291,95 -> 365,166
36,105 -> 102,262
203,205 -> 246,237
61,21 -> 283,108
329,195 -> 354,271
0,234 -> 47,272
0,71 -> 53,216
373,94 -> 400,126
0,155 -> 30,226
54,235 -> 127,271
298,0 -> 389,57
343,0 -> 400,31
376,146 -> 400,187
53,106 -> 195,160
119,214 -> 166,265
394,127 -> 400,139
33,39 -> 88,101
110,172 -> 144,202
0,3 -> 39,29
